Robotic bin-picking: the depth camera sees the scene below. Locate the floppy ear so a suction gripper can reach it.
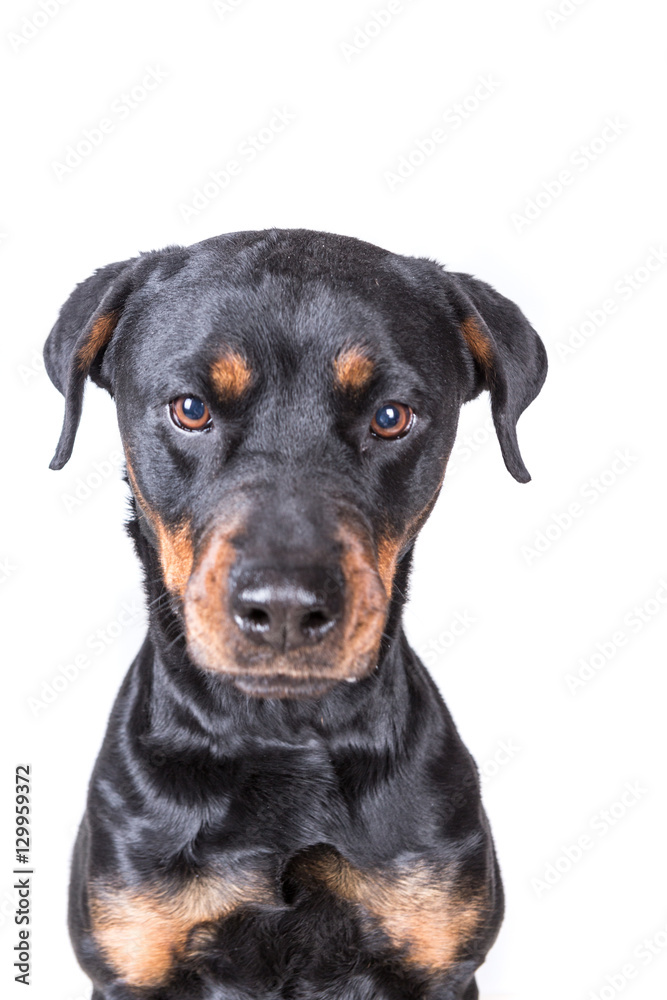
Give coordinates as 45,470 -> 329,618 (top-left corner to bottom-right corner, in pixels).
44,257 -> 137,470
446,271 -> 547,483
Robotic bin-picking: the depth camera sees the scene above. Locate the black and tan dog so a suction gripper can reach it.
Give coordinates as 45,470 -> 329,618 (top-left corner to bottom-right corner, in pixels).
45,229 -> 546,1000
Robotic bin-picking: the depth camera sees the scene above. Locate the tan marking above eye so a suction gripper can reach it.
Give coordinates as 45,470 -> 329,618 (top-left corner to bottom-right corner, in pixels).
210,351 -> 252,400
333,348 -> 374,394
460,316 -> 494,369
76,311 -> 119,370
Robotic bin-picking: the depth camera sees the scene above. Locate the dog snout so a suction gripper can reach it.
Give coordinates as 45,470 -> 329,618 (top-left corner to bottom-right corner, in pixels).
230,565 -> 344,652
183,509 -> 388,692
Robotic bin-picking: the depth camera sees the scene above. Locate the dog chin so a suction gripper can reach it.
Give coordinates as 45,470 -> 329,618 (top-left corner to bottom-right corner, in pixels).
187,638 -> 375,699
231,673 -> 341,699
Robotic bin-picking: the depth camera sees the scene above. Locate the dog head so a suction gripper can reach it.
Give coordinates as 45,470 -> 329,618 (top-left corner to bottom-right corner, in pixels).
45,229 -> 546,698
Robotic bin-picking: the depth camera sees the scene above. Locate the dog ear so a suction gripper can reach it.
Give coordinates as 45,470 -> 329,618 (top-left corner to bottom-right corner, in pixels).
44,257 -> 138,470
445,271 -> 547,483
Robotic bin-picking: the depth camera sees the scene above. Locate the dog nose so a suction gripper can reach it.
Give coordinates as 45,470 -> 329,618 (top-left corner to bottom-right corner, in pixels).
230,566 -> 344,652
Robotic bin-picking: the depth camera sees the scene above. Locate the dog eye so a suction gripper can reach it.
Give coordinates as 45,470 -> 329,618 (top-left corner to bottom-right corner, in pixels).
170,396 -> 212,431
370,402 -> 414,439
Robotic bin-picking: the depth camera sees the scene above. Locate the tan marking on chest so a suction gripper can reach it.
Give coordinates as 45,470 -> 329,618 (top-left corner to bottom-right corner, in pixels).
210,352 -> 252,400
358,866 -> 482,970
90,870 -> 274,988
298,848 -> 484,972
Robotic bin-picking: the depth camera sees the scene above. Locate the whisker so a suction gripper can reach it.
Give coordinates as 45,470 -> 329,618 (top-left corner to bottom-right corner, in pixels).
164,629 -> 185,651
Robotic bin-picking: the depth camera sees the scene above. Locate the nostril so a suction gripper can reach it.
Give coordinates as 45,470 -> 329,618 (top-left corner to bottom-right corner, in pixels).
300,609 -> 333,637
230,566 -> 344,650
238,607 -> 271,632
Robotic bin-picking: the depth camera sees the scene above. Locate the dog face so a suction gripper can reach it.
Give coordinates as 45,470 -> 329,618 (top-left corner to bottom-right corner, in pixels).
45,229 -> 546,698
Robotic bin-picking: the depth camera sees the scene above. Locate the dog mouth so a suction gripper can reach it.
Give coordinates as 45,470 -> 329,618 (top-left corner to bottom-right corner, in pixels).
231,673 -> 343,699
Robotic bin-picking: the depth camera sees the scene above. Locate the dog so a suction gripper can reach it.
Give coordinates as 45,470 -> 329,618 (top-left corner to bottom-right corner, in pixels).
45,228 -> 547,1000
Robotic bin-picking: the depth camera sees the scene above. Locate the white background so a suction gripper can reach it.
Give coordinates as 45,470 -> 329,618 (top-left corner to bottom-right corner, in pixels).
1,1 -> 666,999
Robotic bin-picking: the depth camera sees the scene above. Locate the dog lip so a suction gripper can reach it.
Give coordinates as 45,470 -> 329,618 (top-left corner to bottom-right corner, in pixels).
232,673 -> 338,699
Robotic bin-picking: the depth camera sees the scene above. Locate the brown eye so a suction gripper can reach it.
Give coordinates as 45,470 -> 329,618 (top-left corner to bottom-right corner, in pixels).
170,396 -> 212,431
370,402 -> 414,439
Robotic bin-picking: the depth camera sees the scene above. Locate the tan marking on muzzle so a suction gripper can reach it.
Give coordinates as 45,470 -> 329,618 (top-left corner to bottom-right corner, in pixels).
333,348 -> 374,394
210,352 -> 252,401
376,533 -> 402,597
125,458 -> 193,597
293,847 -> 486,973
337,524 -> 389,678
90,869 -> 274,988
77,311 -> 119,370
184,524 -> 241,672
375,462 -> 450,597
183,518 -> 388,690
153,520 -> 193,596
460,316 -> 494,370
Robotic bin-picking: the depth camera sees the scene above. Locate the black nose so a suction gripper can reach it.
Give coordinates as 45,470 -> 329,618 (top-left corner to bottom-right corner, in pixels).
230,565 -> 344,652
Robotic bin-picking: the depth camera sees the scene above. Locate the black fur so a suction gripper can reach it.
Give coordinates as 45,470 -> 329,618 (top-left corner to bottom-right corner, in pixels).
45,229 -> 546,999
